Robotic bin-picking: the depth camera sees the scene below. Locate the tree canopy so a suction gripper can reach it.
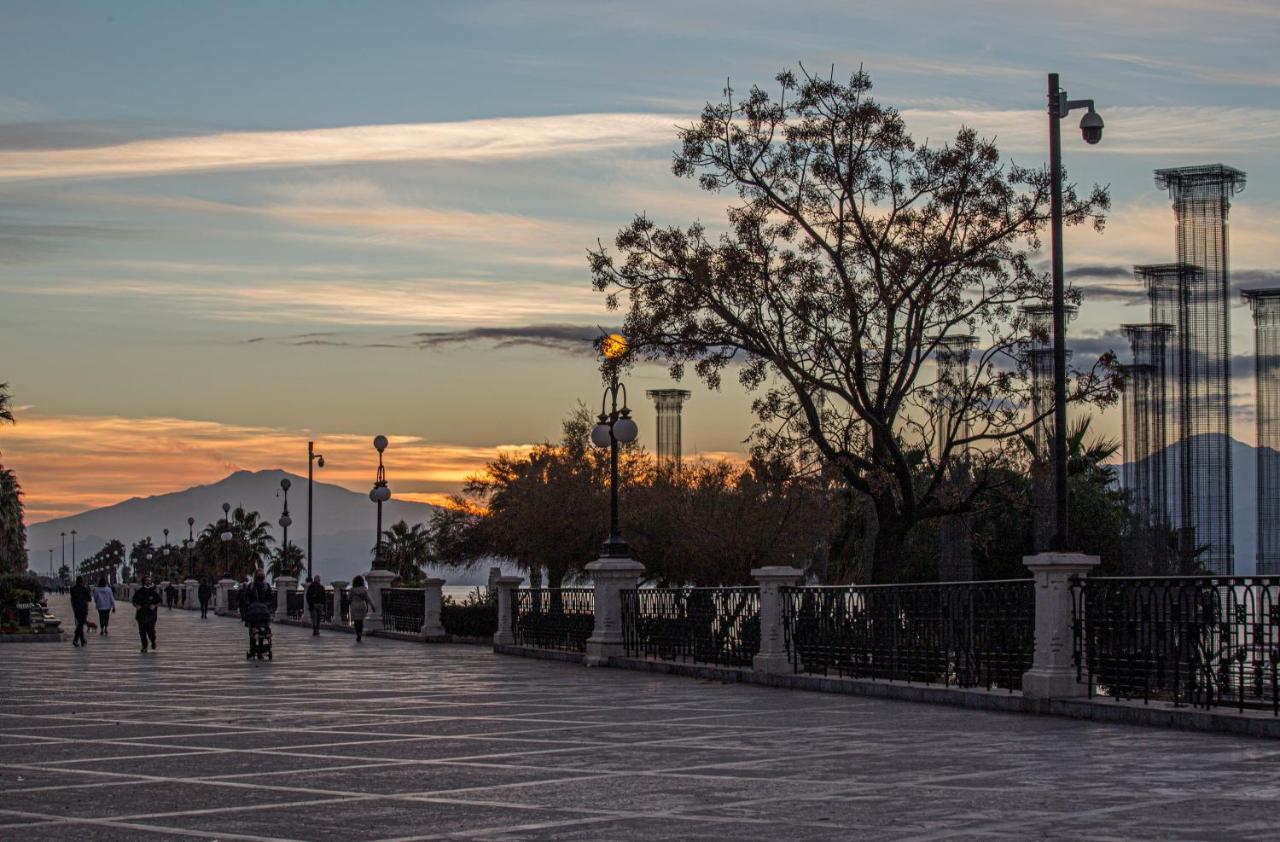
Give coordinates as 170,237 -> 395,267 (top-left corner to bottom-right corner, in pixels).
589,66 -> 1115,581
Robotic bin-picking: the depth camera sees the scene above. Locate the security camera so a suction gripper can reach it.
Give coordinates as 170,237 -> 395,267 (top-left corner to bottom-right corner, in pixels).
1079,109 -> 1104,145
317,456 -> 324,468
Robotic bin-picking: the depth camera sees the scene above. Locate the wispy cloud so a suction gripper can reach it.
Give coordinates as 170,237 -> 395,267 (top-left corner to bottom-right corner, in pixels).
412,324 -> 607,353
0,112 -> 680,183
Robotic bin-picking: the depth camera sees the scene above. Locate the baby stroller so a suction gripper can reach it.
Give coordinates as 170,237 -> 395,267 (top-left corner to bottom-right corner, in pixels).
245,600 -> 273,660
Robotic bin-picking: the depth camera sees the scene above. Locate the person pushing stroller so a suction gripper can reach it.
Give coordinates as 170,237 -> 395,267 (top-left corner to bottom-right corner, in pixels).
243,570 -> 274,660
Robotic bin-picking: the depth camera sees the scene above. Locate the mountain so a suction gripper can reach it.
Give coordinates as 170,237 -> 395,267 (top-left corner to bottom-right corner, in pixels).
26,469 -> 491,585
1123,435 -> 1265,574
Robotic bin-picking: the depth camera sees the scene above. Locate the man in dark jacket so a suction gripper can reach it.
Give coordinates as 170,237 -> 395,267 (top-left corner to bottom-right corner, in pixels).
305,575 -> 326,635
243,571 -> 273,617
69,576 -> 91,647
164,582 -> 178,610
197,578 -> 213,619
132,576 -> 163,653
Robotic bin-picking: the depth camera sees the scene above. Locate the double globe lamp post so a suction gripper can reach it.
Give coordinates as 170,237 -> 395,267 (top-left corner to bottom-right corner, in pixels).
370,435 -> 391,570
278,477 -> 292,576
590,334 -> 639,557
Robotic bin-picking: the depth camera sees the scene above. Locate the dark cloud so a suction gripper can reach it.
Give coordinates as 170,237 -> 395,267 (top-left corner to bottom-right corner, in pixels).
1233,269 -> 1280,297
1066,264 -> 1132,280
411,324 -> 609,354
1077,284 -> 1148,304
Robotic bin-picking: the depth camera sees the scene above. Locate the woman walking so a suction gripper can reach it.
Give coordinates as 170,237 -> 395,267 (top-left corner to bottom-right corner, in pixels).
348,575 -> 375,643
92,576 -> 116,635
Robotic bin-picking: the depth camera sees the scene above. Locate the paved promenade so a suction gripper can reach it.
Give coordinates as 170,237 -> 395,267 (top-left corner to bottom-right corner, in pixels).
1,596 -> 1278,840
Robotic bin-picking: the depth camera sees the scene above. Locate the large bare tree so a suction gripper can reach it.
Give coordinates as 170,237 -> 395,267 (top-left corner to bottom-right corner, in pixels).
589,68 -> 1114,582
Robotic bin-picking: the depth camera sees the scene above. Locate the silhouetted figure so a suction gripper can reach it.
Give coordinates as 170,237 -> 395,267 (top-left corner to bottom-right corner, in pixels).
164,582 -> 178,610
243,570 -> 273,660
69,576 -> 91,647
197,578 -> 212,619
348,575 -> 374,643
92,576 -> 115,635
132,576 -> 162,653
305,575 -> 326,635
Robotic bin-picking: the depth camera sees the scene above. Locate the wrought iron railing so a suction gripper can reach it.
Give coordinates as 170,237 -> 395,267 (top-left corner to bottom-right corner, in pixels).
783,580 -> 1034,691
227,589 -> 240,614
338,589 -> 350,623
286,589 -> 304,620
381,588 -> 425,633
324,589 -> 336,623
512,588 -> 594,652
1072,576 -> 1280,715
621,587 -> 761,667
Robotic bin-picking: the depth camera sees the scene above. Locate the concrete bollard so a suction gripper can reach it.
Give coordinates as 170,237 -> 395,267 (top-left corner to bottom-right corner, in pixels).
751,566 -> 804,675
421,578 -> 446,641
584,557 -> 645,667
1021,552 -> 1100,700
493,576 -> 524,646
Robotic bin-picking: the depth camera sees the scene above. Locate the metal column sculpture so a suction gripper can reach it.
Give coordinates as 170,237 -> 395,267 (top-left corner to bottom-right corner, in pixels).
1154,164 -> 1246,573
1244,289 -> 1280,574
1121,323 -> 1173,571
645,389 -> 691,472
935,335 -> 976,581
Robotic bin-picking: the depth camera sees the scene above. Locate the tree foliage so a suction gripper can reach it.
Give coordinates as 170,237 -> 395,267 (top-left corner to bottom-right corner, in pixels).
589,66 -> 1115,581
378,520 -> 432,585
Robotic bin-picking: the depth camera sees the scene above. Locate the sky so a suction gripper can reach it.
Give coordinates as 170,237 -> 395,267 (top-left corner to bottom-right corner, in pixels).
1,0 -> 1278,526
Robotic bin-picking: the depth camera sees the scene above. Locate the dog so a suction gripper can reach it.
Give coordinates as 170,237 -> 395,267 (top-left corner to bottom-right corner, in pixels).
85,619 -> 98,632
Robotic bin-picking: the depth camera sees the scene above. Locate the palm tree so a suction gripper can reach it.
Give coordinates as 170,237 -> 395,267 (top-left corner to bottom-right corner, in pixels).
0,467 -> 26,574
378,520 -> 432,584
268,541 -> 304,579
232,507 -> 275,570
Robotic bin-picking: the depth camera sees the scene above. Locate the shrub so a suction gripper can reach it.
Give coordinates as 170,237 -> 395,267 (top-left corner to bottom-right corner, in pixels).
0,573 -> 43,607
441,588 -> 497,639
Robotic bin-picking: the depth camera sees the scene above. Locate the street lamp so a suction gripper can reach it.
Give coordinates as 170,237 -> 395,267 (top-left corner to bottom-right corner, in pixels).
308,441 -> 324,582
278,477 -> 293,578
370,435 -> 391,570
60,531 -> 66,576
71,530 -> 77,576
1046,72 -> 1103,551
590,333 -> 639,557
187,517 -> 195,576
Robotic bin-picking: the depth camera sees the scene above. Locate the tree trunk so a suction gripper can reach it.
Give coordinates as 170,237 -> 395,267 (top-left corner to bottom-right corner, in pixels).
868,498 -> 909,584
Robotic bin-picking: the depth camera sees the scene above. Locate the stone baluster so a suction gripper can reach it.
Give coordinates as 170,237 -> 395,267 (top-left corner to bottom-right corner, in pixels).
493,576 -> 524,646
273,576 -> 298,622
216,578 -> 234,615
364,569 -> 396,632
1021,552 -> 1100,700
752,566 -> 804,675
421,578 -> 446,641
330,580 -> 348,626
584,557 -> 645,667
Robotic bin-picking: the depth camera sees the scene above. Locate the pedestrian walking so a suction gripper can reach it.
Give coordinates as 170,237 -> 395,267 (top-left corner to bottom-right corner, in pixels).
238,575 -> 251,624
132,575 -> 162,653
305,575 -> 326,635
348,575 -> 375,643
69,576 -> 91,647
164,581 -> 178,610
92,576 -> 116,635
197,578 -> 213,619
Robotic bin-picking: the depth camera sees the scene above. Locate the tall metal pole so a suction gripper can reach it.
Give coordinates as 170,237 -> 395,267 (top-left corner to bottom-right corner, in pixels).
48,548 -> 53,577
71,530 -> 77,576
609,380 -> 620,545
1047,72 -> 1070,551
308,441 -> 315,581
371,436 -> 389,570
60,532 -> 66,575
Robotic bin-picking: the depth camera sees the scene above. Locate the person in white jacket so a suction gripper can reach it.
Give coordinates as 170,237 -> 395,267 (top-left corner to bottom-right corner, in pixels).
92,577 -> 116,636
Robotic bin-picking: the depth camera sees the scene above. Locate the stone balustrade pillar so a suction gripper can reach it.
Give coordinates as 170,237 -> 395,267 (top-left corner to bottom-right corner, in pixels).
584,557 -> 645,667
364,569 -> 396,632
330,581 -> 348,625
184,579 -> 198,610
751,566 -> 804,675
273,576 -> 298,622
216,578 -> 234,614
493,576 -> 524,646
1021,552 -> 1099,700
421,578 -> 446,641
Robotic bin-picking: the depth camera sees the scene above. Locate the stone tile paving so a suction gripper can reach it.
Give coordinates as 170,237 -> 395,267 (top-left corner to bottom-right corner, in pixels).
1,596 -> 1278,840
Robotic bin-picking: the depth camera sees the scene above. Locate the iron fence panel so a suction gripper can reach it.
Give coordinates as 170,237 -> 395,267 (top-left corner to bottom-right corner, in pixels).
512,588 -> 594,652
1072,575 -> 1280,714
782,580 -> 1034,691
286,590 -> 304,620
621,587 -> 761,667
381,588 -> 425,633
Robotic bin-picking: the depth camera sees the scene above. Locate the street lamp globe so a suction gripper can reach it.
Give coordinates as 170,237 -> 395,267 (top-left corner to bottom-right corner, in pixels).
370,485 -> 391,503
280,477 -> 291,492
590,422 -> 612,448
613,415 -> 639,443
373,434 -> 388,453
220,531 -> 232,542
279,514 -> 292,528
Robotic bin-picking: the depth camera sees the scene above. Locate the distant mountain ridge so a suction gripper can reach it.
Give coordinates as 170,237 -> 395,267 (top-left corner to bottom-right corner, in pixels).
26,469 -> 489,585
1122,434 -> 1266,574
